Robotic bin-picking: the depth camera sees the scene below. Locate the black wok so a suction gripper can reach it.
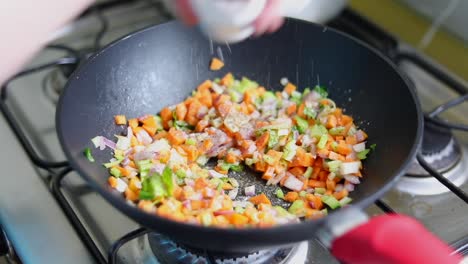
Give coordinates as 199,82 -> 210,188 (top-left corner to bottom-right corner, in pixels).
56,19 -> 422,253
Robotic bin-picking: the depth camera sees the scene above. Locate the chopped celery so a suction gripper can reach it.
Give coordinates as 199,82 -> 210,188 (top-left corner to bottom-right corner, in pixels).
230,164 -> 244,172
201,213 -> 213,226
299,191 -> 307,198
110,167 -> 121,177
304,107 -> 317,119
103,158 -> 123,168
329,126 -> 345,136
228,90 -> 242,103
347,126 -> 357,136
114,149 -> 124,160
234,77 -> 258,93
321,208 -> 328,215
245,158 -> 257,166
304,167 -> 313,179
185,138 -> 196,145
331,141 -> 338,151
290,91 -> 302,105
357,149 -> 371,160
235,206 -> 245,214
174,120 -> 194,131
313,85 -> 328,98
370,143 -> 377,151
175,169 -> 186,178
262,91 -> 276,101
138,191 -> 154,200
295,116 -> 309,134
83,148 -> 95,162
91,136 -> 101,148
327,160 -> 342,173
274,206 -> 290,217
141,174 -> 166,200
315,187 -> 326,194
321,195 -> 341,209
317,134 -> 328,149
268,130 -> 279,149
154,115 -> 163,130
275,188 -> 285,199
282,140 -> 298,161
310,124 -> 328,139
339,197 -> 353,206
303,87 -> 311,96
288,200 -> 305,215
162,166 -> 174,196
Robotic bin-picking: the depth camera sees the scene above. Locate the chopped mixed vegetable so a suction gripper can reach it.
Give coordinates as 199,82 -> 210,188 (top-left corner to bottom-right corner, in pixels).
88,74 -> 374,228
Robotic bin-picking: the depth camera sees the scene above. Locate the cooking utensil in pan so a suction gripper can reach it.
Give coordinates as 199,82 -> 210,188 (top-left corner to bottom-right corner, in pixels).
56,19 -> 462,263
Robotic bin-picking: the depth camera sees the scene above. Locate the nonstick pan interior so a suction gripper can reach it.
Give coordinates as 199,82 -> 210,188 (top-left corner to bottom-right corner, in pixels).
56,19 -> 422,252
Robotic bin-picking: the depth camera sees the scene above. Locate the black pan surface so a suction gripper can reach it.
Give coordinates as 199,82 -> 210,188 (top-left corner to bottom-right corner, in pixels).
57,19 -> 422,253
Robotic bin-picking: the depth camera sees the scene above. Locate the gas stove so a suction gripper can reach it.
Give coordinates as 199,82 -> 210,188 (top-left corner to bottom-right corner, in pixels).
0,1 -> 467,263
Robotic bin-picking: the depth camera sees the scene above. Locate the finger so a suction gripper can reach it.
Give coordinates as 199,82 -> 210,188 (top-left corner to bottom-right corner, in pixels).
253,0 -> 282,36
266,17 -> 284,33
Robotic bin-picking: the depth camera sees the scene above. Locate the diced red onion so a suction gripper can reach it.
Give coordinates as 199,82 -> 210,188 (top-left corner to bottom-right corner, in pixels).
309,201 -> 319,209
134,150 -> 155,161
189,193 -> 203,201
214,210 -> 235,216
284,175 -> 304,191
304,90 -> 321,103
101,137 -> 116,150
204,187 -> 215,198
228,188 -> 238,200
239,126 -> 254,139
184,178 -> 195,187
137,115 -> 151,122
209,170 -> 226,179
121,158 -> 130,166
335,184 -> 344,192
136,130 -> 153,146
150,163 -> 165,174
346,151 -> 357,161
114,178 -> 127,193
306,188 -> 315,193
267,171 -> 286,186
344,174 -> 361,184
182,200 -> 192,210
345,182 -> 355,192
244,185 -> 256,196
126,127 -> 133,140
250,111 -> 261,119
197,106 -> 208,119
353,142 -> 366,152
318,151 -> 329,159
356,130 -> 365,142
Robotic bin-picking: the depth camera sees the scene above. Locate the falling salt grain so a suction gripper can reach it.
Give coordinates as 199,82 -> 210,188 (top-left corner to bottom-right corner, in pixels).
280,77 -> 289,86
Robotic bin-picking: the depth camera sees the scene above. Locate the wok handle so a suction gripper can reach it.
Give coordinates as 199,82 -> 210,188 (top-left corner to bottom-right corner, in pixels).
330,214 -> 463,264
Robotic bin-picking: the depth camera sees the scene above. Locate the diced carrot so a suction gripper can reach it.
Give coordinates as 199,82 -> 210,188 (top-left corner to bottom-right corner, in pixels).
229,213 -> 249,226
284,192 -> 299,202
257,86 -> 266,96
345,135 -> 357,145
160,107 -> 173,129
333,189 -> 349,200
125,188 -> 138,202
194,177 -> 208,191
108,176 -> 118,188
341,115 -> 353,125
288,166 -> 306,177
214,165 -> 228,174
153,131 -> 168,140
290,148 -> 315,167
317,148 -> 329,158
284,83 -> 296,95
222,183 -> 234,190
186,100 -> 202,126
226,152 -> 238,164
181,144 -> 199,162
254,161 -> 268,172
266,149 -> 283,164
297,103 -> 306,118
335,136 -> 344,141
336,141 -> 352,155
114,115 -> 127,125
326,115 -> 337,128
210,57 -> 224,71
318,171 -> 328,181
262,166 -> 275,180
309,167 -> 320,180
216,102 -> 232,118
130,136 -> 139,147
128,178 -> 141,192
142,125 -> 157,137
197,80 -> 212,92
333,108 -> 343,118
286,104 -> 297,115
128,118 -> 139,129
195,119 -> 209,132
244,90 -> 254,104
191,200 -> 203,210
167,128 -> 186,145
307,195 -> 323,210
128,160 -> 136,169
197,87 -> 213,107
250,194 -> 271,205
279,174 -> 289,186
255,131 -> 269,151
326,179 -> 336,191
220,73 -> 234,87
308,179 -> 326,188
117,166 -> 130,177
175,103 -> 188,121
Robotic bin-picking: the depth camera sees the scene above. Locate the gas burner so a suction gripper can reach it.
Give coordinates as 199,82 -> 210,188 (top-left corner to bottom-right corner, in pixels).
406,121 -> 462,177
148,233 -> 307,264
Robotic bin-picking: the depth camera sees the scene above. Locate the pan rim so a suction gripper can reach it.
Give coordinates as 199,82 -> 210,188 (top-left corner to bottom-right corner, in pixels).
56,18 -> 423,240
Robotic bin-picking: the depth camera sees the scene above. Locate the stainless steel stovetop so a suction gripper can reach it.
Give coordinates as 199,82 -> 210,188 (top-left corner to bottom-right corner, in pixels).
0,1 -> 467,263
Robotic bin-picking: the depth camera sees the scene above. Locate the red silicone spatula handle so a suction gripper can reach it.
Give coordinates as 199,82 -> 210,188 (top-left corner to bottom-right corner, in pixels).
331,214 -> 463,264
